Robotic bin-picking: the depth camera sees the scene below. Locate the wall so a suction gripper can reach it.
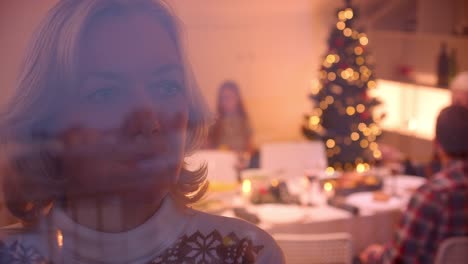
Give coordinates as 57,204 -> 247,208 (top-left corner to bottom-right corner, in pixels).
168,0 -> 342,144
0,0 -> 59,103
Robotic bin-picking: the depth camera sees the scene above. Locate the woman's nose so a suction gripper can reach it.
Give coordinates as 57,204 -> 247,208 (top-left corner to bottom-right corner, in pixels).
121,108 -> 161,138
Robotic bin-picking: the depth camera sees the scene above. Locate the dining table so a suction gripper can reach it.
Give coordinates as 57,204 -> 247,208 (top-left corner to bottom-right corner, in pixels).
199,173 -> 426,253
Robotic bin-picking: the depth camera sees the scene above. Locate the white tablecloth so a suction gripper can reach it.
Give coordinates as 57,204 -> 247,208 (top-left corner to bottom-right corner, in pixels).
223,174 -> 426,226
217,174 -> 426,252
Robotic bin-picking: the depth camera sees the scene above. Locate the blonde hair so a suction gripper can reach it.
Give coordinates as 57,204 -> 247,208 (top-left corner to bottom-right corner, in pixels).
0,0 -> 211,223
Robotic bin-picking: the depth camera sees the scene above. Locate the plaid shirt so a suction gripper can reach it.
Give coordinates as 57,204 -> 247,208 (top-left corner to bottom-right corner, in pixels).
378,160 -> 468,264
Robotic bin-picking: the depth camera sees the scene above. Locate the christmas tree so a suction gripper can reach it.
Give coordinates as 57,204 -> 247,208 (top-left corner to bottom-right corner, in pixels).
302,0 -> 382,173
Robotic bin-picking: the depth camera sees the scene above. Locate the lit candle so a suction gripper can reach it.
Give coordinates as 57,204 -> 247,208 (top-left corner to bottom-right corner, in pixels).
56,229 -> 63,248
241,179 -> 252,201
323,182 -> 335,198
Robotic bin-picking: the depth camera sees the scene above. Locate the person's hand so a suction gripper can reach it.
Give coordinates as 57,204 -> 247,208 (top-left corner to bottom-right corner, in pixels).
360,244 -> 384,264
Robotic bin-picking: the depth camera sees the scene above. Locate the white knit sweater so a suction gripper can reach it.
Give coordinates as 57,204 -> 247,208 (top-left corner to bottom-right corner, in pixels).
0,197 -> 284,263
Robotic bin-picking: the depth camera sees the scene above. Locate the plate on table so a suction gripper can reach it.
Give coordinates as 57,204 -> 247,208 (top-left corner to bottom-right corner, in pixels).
253,204 -> 306,224
383,175 -> 426,195
345,192 -> 404,213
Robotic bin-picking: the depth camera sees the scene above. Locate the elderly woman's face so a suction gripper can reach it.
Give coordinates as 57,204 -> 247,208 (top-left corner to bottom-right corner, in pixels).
53,13 -> 188,197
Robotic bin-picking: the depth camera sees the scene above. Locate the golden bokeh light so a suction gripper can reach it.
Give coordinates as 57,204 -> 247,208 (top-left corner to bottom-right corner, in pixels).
341,71 -> 350,80
344,8 -> 354,19
313,108 -> 323,116
346,106 -> 356,116
360,139 -> 369,148
325,95 -> 335,104
356,57 -> 365,65
356,163 -> 365,173
338,11 -> 346,21
360,66 -> 369,74
326,139 -> 336,148
356,104 -> 365,113
319,101 -> 329,109
358,122 -> 367,131
331,84 -> 343,95
353,71 -> 360,80
364,129 -> 372,136
336,21 -> 346,30
328,72 -> 337,81
309,116 -> 320,126
367,80 -> 377,89
354,46 -> 363,55
341,68 -> 355,80
359,36 -> 369,46
351,132 -> 360,141
343,28 -> 352,37
326,54 -> 336,64
325,166 -> 335,175
373,150 -> 382,159
334,54 -> 341,63
364,163 -> 370,170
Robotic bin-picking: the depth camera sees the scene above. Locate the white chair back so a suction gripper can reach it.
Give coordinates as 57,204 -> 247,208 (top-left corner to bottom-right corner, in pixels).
185,150 -> 238,183
260,141 -> 327,175
273,232 -> 352,264
435,236 -> 468,264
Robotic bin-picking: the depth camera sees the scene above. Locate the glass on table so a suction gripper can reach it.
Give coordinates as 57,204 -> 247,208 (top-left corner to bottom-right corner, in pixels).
301,169 -> 325,206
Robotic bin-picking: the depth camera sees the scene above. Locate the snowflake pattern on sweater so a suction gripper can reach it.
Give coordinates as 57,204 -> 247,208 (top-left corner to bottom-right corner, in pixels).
0,230 -> 264,264
0,240 -> 49,264
151,230 -> 263,264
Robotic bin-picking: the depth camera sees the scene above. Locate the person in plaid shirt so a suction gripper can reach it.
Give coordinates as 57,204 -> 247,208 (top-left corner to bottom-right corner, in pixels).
361,105 -> 468,264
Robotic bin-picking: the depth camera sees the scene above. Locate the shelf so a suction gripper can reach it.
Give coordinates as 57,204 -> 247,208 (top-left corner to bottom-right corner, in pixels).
364,0 -> 467,36
369,30 -> 468,42
367,30 -> 468,85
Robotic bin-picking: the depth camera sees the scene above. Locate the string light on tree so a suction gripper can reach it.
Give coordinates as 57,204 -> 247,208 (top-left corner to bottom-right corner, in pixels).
302,0 -> 382,171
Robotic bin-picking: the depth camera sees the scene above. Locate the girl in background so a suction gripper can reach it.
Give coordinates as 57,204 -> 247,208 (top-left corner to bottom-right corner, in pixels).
209,81 -> 257,168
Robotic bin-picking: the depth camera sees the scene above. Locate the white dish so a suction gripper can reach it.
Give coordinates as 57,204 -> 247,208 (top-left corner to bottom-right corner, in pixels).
252,204 -> 306,224
346,192 -> 404,212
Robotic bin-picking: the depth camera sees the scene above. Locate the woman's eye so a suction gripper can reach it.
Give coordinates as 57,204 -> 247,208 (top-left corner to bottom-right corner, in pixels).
151,80 -> 183,97
86,87 -> 119,103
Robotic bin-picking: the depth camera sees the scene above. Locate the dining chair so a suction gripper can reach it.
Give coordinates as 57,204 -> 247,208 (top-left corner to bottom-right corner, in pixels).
434,236 -> 468,264
273,232 -> 352,264
185,150 -> 238,183
260,141 -> 327,176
